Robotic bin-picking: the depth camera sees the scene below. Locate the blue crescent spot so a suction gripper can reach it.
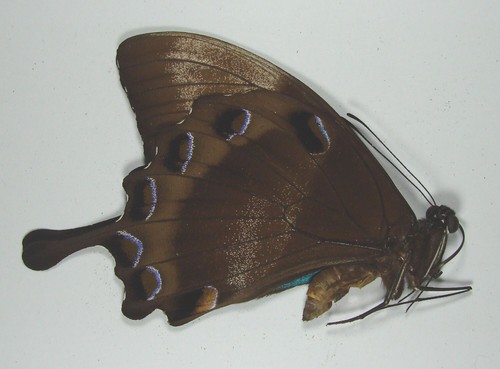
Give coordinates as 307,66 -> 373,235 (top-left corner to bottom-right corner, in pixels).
181,132 -> 194,174
238,109 -> 251,135
145,266 -> 163,301
116,230 -> 143,268
227,108 -> 251,140
314,115 -> 331,146
145,176 -> 157,221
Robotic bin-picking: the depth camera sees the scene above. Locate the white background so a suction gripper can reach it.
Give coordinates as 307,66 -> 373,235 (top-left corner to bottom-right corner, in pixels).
2,1 -> 499,368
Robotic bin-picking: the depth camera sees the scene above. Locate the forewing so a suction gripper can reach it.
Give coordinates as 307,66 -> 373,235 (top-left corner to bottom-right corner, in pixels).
116,32 -> 334,161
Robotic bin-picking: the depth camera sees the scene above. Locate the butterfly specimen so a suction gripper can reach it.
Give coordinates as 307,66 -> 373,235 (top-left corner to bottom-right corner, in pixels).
22,32 -> 470,326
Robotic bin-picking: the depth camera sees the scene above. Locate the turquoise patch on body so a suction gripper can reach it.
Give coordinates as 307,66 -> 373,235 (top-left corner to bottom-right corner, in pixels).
278,271 -> 319,291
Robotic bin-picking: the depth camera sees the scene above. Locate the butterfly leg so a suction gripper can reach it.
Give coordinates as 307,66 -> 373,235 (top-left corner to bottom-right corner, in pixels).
302,263 -> 379,321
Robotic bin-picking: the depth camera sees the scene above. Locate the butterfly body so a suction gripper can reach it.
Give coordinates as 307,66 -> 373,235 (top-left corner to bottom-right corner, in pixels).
22,32 -> 467,326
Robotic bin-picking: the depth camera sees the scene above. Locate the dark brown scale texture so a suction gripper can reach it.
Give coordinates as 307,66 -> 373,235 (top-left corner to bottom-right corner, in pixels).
22,32 -> 469,327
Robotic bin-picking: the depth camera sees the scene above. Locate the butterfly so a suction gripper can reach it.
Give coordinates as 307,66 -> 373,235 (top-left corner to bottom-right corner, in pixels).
22,32 -> 470,326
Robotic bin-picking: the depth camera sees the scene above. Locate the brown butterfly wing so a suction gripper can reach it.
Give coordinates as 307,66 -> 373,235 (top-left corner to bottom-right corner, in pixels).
107,89 -> 416,325
116,32 -> 334,162
23,32 -> 418,326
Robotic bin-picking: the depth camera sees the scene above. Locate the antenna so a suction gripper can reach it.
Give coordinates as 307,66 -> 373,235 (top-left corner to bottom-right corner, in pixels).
345,113 -> 436,207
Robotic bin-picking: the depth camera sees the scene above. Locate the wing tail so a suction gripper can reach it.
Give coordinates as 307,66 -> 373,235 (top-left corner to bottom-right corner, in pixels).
22,217 -> 120,271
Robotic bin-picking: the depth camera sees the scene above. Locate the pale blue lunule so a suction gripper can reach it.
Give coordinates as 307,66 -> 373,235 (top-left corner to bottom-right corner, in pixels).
181,132 -> 195,174
314,115 -> 331,147
227,108 -> 251,140
145,266 -> 163,301
145,176 -> 157,221
116,230 -> 143,268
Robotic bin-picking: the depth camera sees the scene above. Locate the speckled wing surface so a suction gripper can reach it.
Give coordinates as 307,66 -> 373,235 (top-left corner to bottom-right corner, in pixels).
23,32 -> 416,326
116,32 -> 334,161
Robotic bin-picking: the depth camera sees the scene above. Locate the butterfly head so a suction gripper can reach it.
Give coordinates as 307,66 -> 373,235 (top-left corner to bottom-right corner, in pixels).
426,205 -> 459,234
408,205 -> 463,289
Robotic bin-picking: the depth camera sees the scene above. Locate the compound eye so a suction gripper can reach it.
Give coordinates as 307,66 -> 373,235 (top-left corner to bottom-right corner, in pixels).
426,205 -> 439,219
446,213 -> 459,233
